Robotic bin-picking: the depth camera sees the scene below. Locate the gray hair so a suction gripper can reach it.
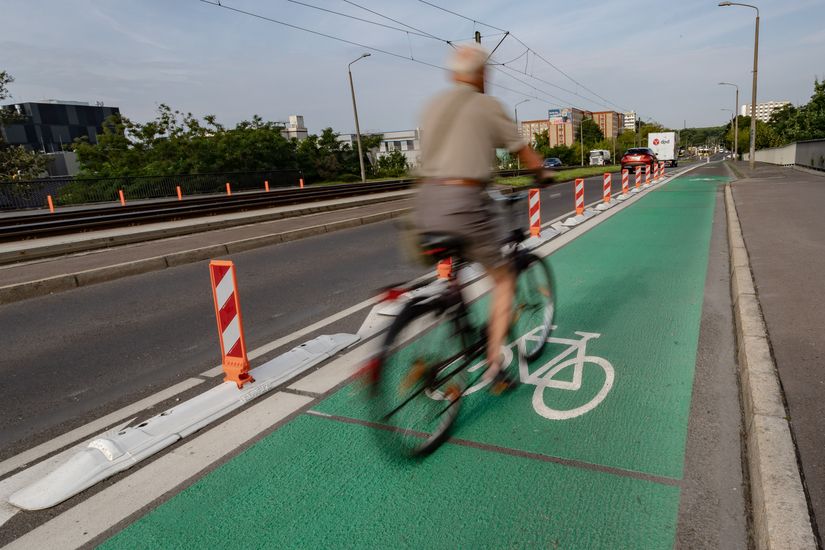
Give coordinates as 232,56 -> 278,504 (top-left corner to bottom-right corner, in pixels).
448,44 -> 489,76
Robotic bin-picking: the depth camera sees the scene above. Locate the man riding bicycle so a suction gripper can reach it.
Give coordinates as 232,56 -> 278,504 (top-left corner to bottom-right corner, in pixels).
414,44 -> 547,391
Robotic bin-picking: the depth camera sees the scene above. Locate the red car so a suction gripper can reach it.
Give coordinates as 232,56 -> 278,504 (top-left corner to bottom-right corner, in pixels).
621,147 -> 658,172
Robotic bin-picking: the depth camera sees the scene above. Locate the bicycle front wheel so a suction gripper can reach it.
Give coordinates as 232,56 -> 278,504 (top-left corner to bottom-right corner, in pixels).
512,253 -> 555,361
367,300 -> 469,457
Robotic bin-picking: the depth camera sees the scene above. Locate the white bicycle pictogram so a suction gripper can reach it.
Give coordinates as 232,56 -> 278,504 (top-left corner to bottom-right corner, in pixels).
432,326 -> 614,420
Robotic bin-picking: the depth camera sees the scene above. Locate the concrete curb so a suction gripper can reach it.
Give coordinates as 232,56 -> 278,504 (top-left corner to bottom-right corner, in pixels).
0,209 -> 408,305
724,184 -> 817,549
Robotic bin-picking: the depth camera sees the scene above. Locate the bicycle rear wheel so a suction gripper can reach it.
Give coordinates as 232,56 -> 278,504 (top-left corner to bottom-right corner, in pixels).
512,253 -> 555,361
367,299 -> 469,457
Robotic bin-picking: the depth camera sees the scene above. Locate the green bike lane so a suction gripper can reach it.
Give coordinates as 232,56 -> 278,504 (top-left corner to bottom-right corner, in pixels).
101,173 -> 729,549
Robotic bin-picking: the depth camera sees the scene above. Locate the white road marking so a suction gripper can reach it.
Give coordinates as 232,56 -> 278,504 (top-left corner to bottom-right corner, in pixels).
549,192 -> 561,198
0,378 -> 203,480
5,391 -> 312,550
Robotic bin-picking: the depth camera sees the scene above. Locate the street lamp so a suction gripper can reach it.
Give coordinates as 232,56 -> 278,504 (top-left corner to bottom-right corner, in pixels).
718,1 -> 759,170
514,99 -> 529,170
348,53 -> 371,182
719,82 -> 739,158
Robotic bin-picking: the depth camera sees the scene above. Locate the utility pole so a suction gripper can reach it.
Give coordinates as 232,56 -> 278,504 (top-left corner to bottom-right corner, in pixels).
348,53 -> 371,183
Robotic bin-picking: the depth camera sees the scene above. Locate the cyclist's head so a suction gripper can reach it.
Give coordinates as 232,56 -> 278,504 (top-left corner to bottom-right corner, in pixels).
449,44 -> 488,89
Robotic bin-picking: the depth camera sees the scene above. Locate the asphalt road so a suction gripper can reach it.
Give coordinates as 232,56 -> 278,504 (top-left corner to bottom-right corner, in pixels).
0,165 -> 692,455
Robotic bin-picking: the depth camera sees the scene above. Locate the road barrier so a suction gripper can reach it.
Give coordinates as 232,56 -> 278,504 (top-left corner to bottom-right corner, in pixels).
635,167 -> 642,190
602,173 -> 612,203
225,182 -> 232,196
300,177 -> 305,189
118,189 -> 126,206
574,178 -> 585,215
654,162 -> 660,181
46,195 -> 55,213
176,186 -> 183,200
622,169 -> 629,195
529,189 -> 541,237
265,180 -> 270,192
645,165 -> 651,186
209,260 -> 254,388
661,162 -> 666,178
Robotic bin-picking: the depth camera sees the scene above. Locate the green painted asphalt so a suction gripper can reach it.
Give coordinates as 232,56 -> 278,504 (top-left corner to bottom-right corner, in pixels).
101,175 -> 726,549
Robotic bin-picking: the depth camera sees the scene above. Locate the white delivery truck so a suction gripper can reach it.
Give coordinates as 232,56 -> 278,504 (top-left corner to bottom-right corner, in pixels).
647,132 -> 679,167
588,149 -> 611,166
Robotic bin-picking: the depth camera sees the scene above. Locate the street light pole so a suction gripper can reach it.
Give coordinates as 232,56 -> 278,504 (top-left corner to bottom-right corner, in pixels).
718,2 -> 759,170
348,53 -> 371,182
514,99 -> 529,170
719,82 -> 739,158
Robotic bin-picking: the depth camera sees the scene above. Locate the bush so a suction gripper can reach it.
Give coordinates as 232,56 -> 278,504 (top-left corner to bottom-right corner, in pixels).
338,173 -> 360,183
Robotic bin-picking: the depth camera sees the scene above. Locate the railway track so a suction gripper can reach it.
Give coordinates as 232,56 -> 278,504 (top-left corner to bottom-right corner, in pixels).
0,179 -> 417,242
1,170 -> 530,242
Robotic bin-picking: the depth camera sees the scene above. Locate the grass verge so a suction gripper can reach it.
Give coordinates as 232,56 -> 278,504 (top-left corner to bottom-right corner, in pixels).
495,165 -> 622,187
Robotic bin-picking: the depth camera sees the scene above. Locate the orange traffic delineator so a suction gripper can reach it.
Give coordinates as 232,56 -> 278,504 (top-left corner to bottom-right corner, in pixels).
437,258 -> 452,279
528,189 -> 541,237
654,162 -> 660,181
118,189 -> 126,206
661,162 -> 666,178
645,165 -> 651,185
299,177 -> 305,189
46,195 -> 55,213
225,182 -> 232,196
264,180 -> 270,192
176,186 -> 183,200
603,173 -> 612,203
209,260 -> 254,389
621,169 -> 629,195
635,167 -> 642,189
574,178 -> 585,216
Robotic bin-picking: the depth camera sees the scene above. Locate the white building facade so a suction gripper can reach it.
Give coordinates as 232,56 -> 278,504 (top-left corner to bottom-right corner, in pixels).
740,101 -> 791,123
623,111 -> 637,131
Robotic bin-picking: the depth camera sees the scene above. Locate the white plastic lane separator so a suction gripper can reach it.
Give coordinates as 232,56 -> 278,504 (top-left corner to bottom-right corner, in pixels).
5,391 -> 313,550
201,294 -> 380,378
0,418 -> 135,528
0,377 -> 204,480
8,333 -> 357,511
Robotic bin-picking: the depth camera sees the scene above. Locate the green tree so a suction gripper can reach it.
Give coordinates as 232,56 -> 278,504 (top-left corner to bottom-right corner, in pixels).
0,70 -> 47,180
768,79 -> 825,144
375,150 -> 408,177
580,118 -> 604,147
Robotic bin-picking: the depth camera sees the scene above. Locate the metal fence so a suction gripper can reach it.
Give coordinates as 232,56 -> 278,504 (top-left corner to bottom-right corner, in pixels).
0,169 -> 302,211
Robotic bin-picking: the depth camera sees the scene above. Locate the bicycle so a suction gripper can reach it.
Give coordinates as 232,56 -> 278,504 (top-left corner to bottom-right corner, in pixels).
364,184 -> 555,457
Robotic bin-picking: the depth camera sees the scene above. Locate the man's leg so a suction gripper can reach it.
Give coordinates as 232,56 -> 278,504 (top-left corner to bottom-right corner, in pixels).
483,263 -> 516,380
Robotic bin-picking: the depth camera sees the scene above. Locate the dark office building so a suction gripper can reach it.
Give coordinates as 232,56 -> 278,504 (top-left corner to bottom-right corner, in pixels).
0,100 -> 120,153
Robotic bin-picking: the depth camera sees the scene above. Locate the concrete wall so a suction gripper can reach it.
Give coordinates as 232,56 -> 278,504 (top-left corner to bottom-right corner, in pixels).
745,139 -> 825,170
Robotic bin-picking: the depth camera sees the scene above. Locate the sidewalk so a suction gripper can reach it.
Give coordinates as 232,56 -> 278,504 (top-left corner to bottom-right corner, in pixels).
730,162 -> 825,544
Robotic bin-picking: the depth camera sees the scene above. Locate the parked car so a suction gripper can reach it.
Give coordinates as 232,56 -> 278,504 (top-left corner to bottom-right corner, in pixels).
621,147 -> 658,172
543,157 -> 563,168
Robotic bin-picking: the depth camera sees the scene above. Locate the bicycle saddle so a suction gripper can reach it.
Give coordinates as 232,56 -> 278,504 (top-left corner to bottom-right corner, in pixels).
418,233 -> 465,260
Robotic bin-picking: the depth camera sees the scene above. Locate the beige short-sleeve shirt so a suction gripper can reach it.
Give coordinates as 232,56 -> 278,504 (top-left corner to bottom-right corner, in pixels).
418,83 -> 526,181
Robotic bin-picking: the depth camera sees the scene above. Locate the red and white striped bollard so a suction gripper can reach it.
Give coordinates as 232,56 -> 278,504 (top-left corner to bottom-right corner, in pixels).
602,173 -> 611,203
209,260 -> 254,389
528,188 -> 541,237
622,169 -> 629,195
574,178 -> 585,215
635,167 -> 642,189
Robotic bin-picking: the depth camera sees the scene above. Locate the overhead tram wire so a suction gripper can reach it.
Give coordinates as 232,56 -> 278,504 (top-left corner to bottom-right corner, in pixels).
195,0 -> 569,108
415,0 -> 628,113
197,0 -> 447,70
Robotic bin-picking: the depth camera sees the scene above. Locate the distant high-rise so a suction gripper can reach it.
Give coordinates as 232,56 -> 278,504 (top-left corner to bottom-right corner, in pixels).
740,101 -> 790,123
623,111 -> 637,131
0,100 -> 120,153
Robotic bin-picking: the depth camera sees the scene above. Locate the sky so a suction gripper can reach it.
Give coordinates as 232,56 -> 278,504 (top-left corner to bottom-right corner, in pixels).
2,0 -> 823,135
